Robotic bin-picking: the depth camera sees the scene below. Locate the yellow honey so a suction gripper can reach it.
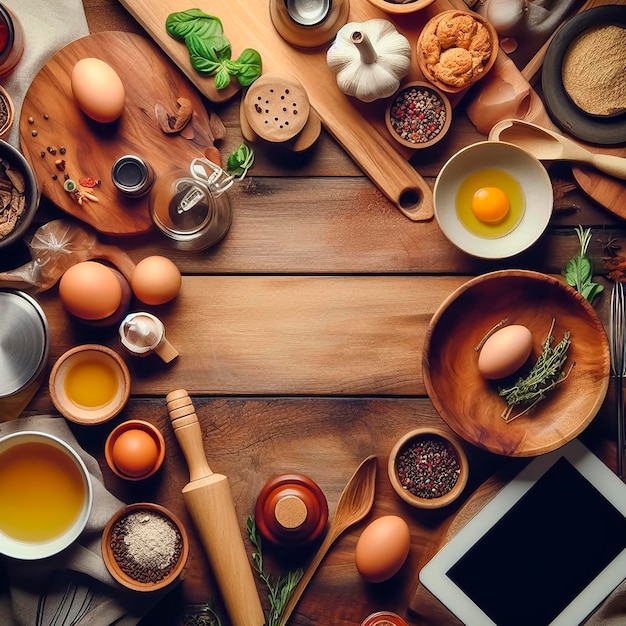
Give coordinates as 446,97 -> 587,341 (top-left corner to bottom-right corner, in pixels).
0,442 -> 85,542
64,358 -> 119,407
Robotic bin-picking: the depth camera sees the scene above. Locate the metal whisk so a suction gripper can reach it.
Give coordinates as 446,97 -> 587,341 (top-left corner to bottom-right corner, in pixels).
610,281 -> 626,480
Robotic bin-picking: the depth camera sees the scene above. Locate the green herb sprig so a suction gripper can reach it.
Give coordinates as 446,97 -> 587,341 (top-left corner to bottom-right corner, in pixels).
227,144 -> 255,180
563,225 -> 604,303
166,10 -> 262,90
498,319 -> 573,422
247,515 -> 303,626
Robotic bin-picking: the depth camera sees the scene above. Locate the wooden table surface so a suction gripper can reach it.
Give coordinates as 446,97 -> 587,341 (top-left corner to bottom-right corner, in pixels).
13,0 -> 624,624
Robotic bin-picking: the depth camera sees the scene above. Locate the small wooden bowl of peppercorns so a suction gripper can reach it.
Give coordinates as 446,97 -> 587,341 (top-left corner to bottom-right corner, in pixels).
384,81 -> 452,150
388,427 -> 468,509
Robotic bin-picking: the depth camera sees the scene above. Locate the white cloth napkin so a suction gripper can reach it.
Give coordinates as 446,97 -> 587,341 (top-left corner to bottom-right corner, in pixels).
0,0 -> 89,149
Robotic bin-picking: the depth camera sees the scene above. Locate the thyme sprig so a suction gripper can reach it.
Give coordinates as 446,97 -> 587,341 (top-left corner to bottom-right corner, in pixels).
498,319 -> 574,422
247,515 -> 303,626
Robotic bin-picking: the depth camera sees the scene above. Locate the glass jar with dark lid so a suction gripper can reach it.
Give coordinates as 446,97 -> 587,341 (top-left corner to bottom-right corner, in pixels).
111,155 -> 154,198
149,158 -> 233,251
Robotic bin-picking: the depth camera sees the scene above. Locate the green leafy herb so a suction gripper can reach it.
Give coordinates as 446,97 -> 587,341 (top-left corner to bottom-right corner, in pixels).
563,225 -> 604,303
227,143 -> 255,179
247,515 -> 303,626
498,319 -> 573,422
166,10 -> 262,89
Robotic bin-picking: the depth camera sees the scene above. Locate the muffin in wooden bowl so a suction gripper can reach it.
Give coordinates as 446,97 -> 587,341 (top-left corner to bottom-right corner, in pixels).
416,10 -> 498,94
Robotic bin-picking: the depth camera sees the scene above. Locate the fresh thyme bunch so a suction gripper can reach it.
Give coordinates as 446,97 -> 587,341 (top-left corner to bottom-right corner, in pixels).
499,319 -> 573,422
247,515 -> 303,626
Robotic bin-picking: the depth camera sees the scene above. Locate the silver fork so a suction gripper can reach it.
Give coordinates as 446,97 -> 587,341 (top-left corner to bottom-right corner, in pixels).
610,281 -> 626,480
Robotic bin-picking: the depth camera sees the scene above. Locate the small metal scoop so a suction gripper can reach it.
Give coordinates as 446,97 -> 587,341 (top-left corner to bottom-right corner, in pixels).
489,118 -> 626,181
285,0 -> 331,26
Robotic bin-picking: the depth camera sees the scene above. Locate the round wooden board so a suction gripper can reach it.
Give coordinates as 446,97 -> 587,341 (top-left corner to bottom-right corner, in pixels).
19,31 -> 218,236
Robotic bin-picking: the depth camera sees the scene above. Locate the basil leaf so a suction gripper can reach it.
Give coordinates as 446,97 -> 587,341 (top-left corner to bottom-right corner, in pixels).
227,144 -> 255,178
165,9 -> 224,40
214,66 -> 231,91
232,48 -> 262,86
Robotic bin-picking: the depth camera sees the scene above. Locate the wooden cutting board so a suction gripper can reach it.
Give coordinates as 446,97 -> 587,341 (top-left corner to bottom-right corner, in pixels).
118,0 -> 472,222
19,31 -> 222,236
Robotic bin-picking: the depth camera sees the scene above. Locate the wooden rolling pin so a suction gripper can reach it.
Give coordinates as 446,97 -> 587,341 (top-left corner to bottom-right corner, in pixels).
165,389 -> 265,626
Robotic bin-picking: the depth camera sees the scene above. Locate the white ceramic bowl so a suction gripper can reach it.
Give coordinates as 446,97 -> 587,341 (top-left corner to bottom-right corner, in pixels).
434,141 -> 553,259
0,431 -> 93,559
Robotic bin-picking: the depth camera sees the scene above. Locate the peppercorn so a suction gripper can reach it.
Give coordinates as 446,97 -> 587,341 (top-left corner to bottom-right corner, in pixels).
388,86 -> 447,145
396,435 -> 460,499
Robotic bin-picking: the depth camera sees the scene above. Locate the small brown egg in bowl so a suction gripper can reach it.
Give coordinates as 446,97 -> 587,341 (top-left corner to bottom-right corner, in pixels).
105,420 -> 165,481
102,502 -> 189,592
416,10 -> 498,94
388,427 -> 468,509
385,81 -> 452,150
422,270 -> 610,457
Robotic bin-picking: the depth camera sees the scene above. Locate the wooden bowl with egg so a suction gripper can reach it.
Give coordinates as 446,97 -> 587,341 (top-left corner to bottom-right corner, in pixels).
422,270 -> 610,457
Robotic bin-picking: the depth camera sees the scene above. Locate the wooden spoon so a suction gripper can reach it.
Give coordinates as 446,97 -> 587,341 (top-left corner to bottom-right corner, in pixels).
278,455 -> 378,626
489,118 -> 626,180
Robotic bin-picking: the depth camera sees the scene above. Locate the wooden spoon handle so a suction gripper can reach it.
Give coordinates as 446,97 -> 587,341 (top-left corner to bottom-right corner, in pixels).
589,153 -> 626,181
279,528 -> 339,626
89,242 -> 136,284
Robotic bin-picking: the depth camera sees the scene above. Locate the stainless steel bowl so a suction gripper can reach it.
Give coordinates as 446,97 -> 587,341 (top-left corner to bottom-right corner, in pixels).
0,290 -> 48,398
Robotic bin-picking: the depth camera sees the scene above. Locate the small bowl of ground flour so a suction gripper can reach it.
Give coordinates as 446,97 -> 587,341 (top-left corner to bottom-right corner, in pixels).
102,502 -> 189,592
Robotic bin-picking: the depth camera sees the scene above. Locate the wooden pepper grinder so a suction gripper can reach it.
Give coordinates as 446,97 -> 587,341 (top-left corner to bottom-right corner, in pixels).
166,389 -> 264,626
255,473 -> 329,546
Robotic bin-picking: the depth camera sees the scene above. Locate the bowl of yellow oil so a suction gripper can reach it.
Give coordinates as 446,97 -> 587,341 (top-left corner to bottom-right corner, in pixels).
49,344 -> 131,425
0,431 -> 92,559
433,141 -> 553,259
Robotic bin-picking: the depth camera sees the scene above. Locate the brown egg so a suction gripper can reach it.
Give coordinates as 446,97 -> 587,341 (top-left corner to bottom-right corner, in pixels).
355,515 -> 411,583
59,261 -> 122,320
478,324 -> 533,380
71,58 -> 125,123
111,429 -> 159,477
131,256 -> 182,305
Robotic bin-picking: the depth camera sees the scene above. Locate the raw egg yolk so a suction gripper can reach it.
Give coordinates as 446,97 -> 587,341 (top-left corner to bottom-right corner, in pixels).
471,187 -> 510,223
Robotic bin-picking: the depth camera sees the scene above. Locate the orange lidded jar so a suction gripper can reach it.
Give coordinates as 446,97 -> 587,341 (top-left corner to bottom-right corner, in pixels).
254,473 -> 328,546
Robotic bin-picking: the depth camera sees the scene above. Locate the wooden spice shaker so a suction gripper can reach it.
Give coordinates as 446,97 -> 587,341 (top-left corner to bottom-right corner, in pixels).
255,473 -> 328,546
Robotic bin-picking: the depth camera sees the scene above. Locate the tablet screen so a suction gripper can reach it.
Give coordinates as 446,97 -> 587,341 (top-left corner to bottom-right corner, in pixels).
446,457 -> 626,625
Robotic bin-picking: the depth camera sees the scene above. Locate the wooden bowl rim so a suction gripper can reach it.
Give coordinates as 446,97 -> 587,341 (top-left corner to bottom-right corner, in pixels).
387,426 -> 469,509
49,344 -> 131,425
416,9 -> 499,94
422,270 -> 610,456
0,85 -> 14,139
384,81 -> 452,150
101,502 -> 189,592
104,419 -> 165,481
365,0 -> 437,14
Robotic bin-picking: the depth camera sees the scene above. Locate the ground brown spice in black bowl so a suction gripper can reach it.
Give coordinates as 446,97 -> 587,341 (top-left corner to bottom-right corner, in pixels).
395,435 -> 461,499
110,509 -> 184,584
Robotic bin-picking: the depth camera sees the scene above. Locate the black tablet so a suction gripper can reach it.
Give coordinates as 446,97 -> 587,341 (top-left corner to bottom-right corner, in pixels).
419,439 -> 626,626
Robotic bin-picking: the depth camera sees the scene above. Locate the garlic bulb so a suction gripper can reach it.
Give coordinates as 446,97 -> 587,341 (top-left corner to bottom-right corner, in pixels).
482,0 -> 529,37
327,19 -> 411,103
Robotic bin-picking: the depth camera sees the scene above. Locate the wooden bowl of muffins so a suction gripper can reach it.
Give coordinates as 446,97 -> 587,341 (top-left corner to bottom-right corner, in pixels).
416,10 -> 498,94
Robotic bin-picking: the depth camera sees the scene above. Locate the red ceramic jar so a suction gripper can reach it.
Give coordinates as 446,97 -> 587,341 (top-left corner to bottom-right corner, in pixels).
361,612 -> 408,626
0,5 -> 24,77
254,473 -> 328,546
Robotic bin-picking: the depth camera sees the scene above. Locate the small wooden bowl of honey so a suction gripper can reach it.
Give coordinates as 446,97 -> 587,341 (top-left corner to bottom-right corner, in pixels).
49,344 -> 131,425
